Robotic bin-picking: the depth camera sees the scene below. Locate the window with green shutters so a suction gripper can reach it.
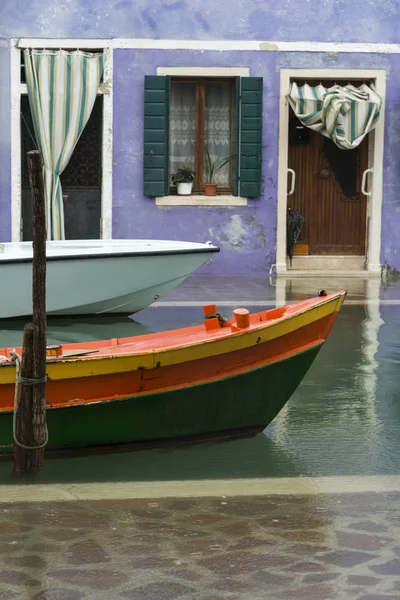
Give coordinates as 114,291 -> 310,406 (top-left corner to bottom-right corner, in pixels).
144,75 -> 263,198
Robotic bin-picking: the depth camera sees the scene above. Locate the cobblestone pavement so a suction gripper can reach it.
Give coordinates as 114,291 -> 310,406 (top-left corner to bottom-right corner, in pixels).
0,491 -> 399,600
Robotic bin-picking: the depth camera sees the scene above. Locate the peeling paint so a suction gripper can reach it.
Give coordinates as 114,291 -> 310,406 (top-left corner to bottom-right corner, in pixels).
2,0 -> 400,43
254,225 -> 267,249
99,79 -> 112,95
209,215 -> 247,249
259,42 -> 279,51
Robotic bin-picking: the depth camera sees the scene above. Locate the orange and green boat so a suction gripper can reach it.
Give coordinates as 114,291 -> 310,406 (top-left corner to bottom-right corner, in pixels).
0,291 -> 346,453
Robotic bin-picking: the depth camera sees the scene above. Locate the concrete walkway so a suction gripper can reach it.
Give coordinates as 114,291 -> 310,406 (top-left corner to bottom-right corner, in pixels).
1,490 -> 399,599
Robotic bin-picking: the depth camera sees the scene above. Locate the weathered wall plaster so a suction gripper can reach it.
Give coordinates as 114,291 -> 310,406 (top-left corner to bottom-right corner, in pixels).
1,0 -> 400,43
1,0 -> 400,273
112,48 -> 278,275
111,48 -> 400,274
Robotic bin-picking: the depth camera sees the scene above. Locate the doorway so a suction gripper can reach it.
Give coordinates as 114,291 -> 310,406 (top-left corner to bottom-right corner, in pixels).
21,95 -> 103,240
276,69 -> 386,274
288,108 -> 368,256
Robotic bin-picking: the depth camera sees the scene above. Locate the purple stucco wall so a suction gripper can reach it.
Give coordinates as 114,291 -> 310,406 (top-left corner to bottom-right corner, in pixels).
113,49 -> 279,275
1,0 -> 400,273
112,48 -> 400,274
381,69 -> 400,271
1,0 -> 399,43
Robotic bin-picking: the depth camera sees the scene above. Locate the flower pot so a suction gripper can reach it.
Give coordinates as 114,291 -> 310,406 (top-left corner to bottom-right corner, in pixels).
177,182 -> 193,196
204,183 -> 217,196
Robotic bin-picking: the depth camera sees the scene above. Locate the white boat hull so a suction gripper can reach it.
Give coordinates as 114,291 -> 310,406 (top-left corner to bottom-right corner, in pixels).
0,239 -> 219,318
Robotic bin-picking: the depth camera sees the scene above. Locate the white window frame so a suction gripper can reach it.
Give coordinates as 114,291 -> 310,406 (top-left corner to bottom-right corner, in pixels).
156,66 -> 250,206
276,68 -> 386,274
10,39 -> 113,240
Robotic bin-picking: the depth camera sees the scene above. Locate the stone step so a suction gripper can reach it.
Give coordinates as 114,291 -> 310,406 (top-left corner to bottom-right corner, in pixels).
287,256 -> 365,271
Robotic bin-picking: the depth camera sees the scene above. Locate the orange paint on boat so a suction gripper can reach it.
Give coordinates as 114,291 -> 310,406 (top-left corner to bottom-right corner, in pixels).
0,293 -> 344,359
0,292 -> 344,410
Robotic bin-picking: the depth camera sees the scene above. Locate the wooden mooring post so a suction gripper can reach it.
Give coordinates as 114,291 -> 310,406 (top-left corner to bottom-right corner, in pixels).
13,150 -> 48,472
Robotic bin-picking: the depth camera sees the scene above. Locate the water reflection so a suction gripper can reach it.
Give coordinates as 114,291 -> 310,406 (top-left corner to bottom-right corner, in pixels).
0,315 -> 149,347
0,276 -> 399,484
267,278 -> 400,476
0,434 -> 305,485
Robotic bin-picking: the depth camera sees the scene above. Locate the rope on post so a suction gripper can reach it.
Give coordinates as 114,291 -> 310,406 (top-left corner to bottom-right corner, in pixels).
18,375 -> 48,385
11,350 -> 49,451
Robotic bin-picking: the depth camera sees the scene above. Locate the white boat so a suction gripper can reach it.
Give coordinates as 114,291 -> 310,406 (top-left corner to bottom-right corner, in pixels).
0,239 -> 219,318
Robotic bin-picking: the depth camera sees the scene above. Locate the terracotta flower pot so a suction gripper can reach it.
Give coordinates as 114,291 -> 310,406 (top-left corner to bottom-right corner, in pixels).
204,183 -> 217,196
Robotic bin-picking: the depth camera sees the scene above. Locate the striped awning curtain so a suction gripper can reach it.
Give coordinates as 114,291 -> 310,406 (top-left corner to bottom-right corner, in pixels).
24,49 -> 104,240
287,82 -> 382,150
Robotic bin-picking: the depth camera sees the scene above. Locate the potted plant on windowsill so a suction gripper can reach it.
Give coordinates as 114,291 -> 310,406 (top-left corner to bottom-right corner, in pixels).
204,148 -> 233,196
171,164 -> 195,196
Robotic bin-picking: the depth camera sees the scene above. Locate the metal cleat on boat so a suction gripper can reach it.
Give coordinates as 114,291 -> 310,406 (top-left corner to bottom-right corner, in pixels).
203,304 -> 227,330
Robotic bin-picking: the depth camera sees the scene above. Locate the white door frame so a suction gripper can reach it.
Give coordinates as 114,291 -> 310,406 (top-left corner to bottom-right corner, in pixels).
10,39 -> 113,241
276,68 -> 386,274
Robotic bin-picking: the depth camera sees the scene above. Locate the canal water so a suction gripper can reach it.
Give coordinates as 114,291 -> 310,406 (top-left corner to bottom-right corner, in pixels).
0,275 -> 399,485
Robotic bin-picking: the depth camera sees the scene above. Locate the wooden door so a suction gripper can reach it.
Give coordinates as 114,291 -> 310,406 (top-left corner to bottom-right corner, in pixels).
21,96 -> 102,240
288,116 -> 368,256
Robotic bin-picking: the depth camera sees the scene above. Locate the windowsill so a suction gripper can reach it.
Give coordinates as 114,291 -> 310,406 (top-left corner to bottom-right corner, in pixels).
155,195 -> 248,206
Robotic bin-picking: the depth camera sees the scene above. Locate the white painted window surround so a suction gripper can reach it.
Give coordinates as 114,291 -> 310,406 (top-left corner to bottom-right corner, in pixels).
156,195 -> 247,206
156,67 -> 250,206
157,67 -> 250,77
10,41 -> 113,241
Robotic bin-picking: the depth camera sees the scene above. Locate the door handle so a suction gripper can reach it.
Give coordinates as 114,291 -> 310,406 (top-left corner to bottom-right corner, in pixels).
361,168 -> 373,197
63,194 -> 69,199
287,169 -> 296,196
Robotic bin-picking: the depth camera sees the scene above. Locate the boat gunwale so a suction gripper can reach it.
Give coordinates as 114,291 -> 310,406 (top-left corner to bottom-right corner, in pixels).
58,290 -> 347,356
0,292 -> 346,385
0,246 -> 220,265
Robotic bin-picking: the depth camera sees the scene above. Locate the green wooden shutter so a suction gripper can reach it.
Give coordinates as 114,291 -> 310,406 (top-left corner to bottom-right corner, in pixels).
239,77 -> 263,197
143,75 -> 170,196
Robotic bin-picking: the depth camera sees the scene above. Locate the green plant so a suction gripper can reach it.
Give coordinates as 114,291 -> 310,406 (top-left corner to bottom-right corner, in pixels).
204,148 -> 233,184
171,164 -> 195,185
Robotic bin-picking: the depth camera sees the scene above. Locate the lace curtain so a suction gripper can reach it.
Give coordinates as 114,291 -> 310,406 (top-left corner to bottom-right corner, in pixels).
205,82 -> 231,185
169,82 -> 196,176
169,80 -> 232,186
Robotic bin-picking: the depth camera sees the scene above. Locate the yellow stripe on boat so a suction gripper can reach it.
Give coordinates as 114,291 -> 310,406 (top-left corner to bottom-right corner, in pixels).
0,294 -> 344,384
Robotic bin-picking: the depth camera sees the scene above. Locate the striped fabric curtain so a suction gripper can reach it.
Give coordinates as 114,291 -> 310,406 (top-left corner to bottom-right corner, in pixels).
287,83 -> 382,150
24,49 -> 104,240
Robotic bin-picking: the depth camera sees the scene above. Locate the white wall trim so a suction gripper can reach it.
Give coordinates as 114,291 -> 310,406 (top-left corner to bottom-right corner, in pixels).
10,44 -> 21,242
157,67 -> 250,77
16,39 -> 113,49
11,39 -> 113,241
276,68 -> 386,274
156,195 -> 247,206
101,48 -> 113,239
16,38 -> 400,54
367,71 -> 386,273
